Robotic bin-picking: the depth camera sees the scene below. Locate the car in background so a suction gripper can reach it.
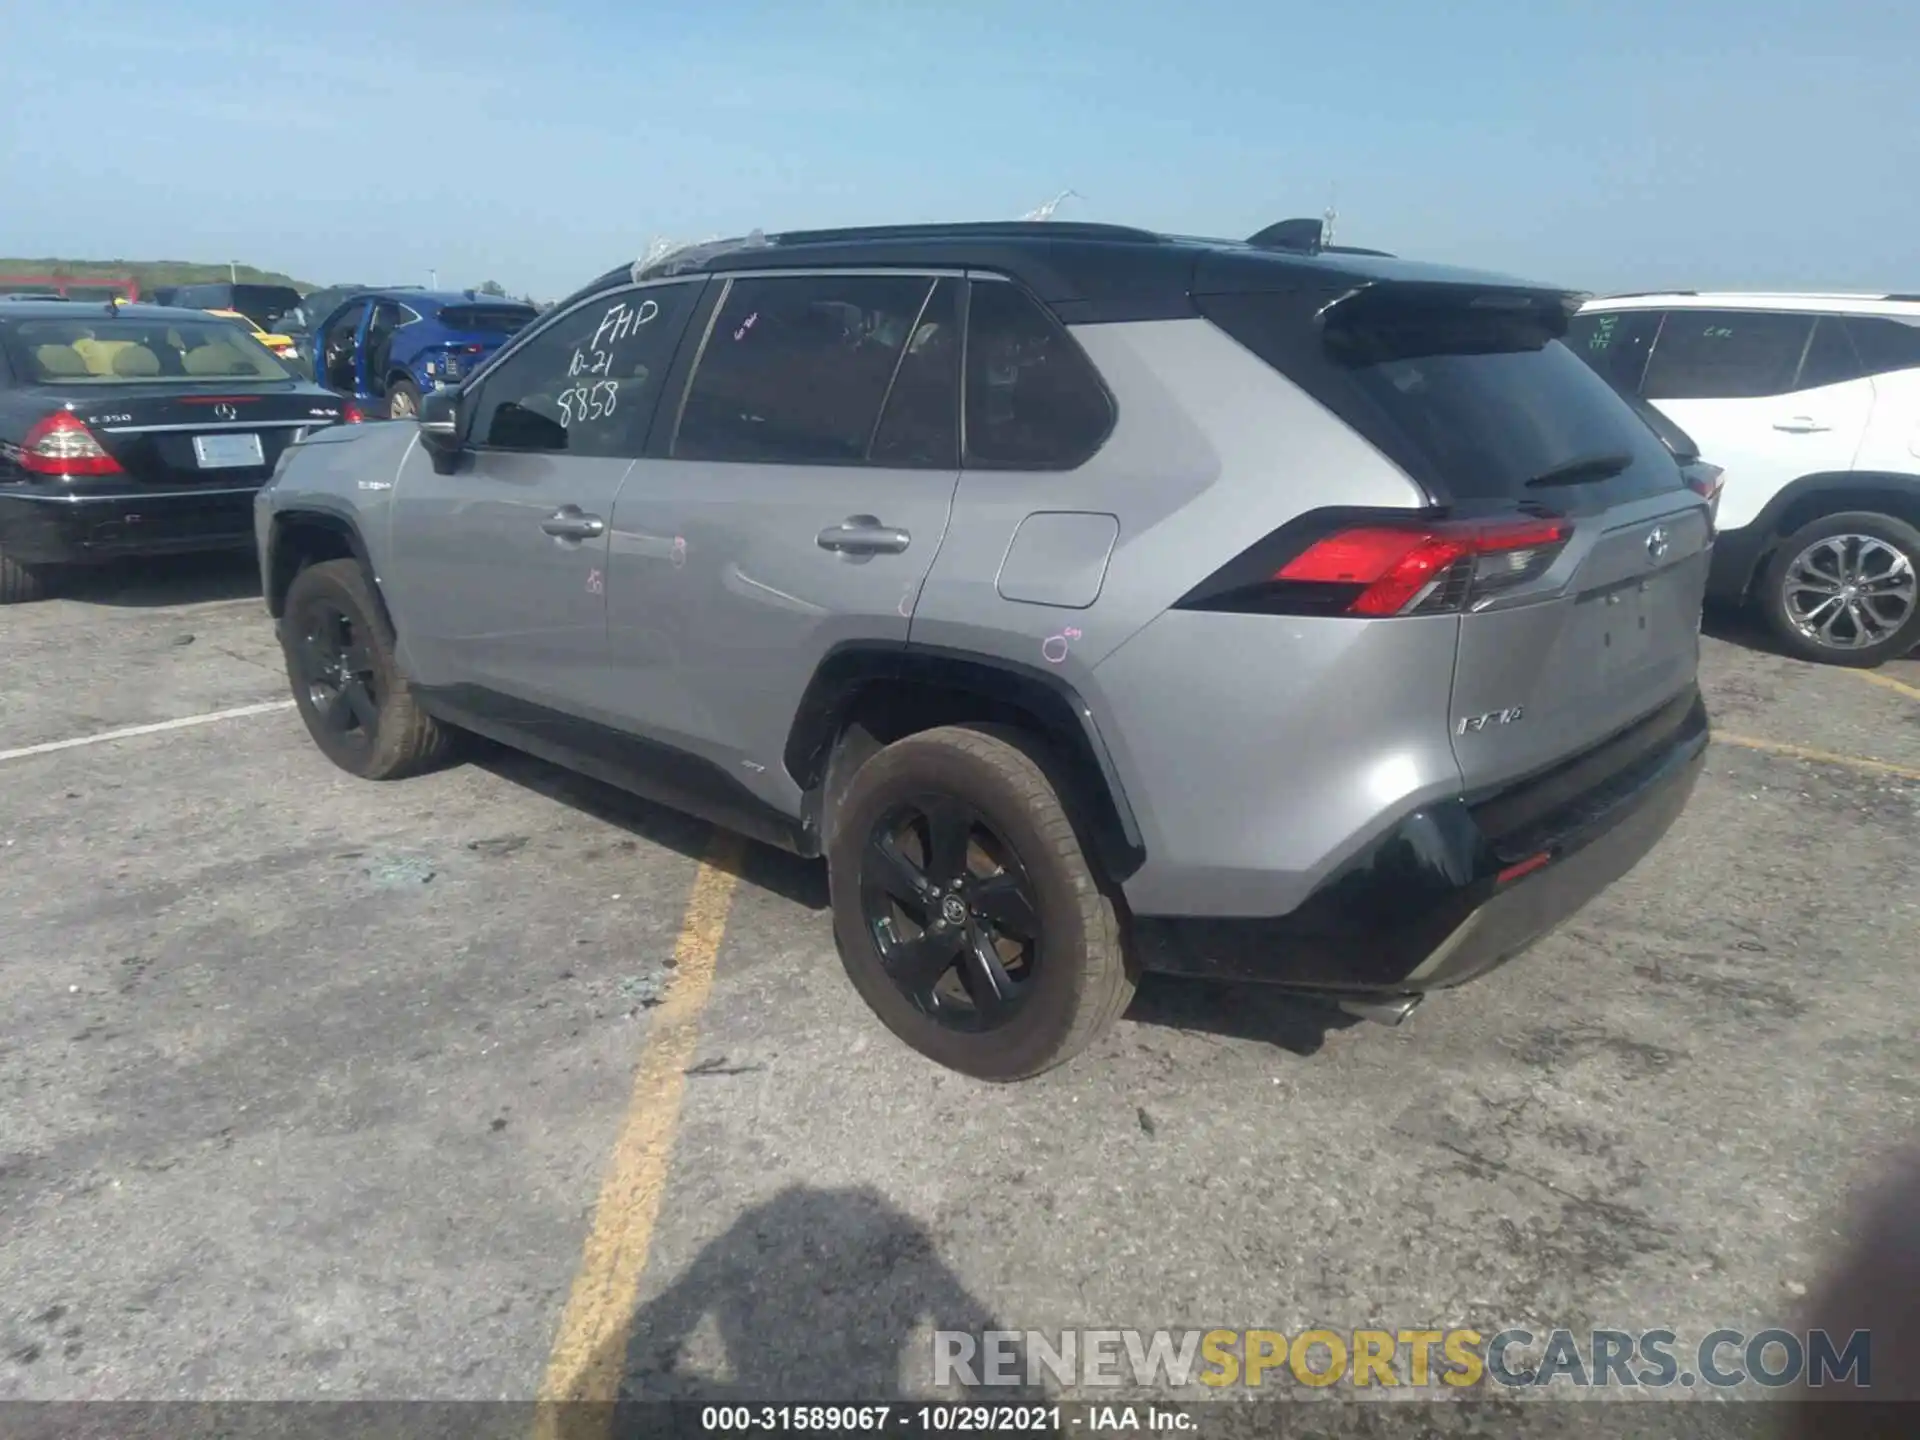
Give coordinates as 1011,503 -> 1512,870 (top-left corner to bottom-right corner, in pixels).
0,299 -> 357,603
306,288 -> 538,418
258,219 -> 1711,1080
207,308 -> 301,364
1568,292 -> 1920,666
164,282 -> 304,333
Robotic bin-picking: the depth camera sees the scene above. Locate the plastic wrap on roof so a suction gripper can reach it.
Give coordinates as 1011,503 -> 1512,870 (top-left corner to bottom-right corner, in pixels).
631,230 -> 770,283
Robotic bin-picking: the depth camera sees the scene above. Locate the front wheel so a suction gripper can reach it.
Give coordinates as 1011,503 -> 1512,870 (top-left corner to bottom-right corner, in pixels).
280,558 -> 454,778
387,379 -> 422,420
1760,511 -> 1920,667
827,725 -> 1133,1082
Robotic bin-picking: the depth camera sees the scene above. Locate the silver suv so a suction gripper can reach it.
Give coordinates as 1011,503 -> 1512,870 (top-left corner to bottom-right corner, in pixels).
256,220 -> 1712,1081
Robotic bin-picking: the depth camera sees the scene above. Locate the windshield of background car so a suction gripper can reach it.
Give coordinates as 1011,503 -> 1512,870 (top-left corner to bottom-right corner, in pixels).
230,285 -> 302,329
437,304 -> 537,335
1,317 -> 294,384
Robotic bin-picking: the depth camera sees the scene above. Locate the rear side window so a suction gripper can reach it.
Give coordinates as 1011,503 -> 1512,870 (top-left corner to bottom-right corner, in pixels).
1565,309 -> 1661,394
963,280 -> 1113,469
230,285 -> 302,328
1795,317 -> 1864,390
1199,286 -> 1681,507
674,273 -> 939,465
1845,315 -> 1920,377
1641,310 -> 1815,399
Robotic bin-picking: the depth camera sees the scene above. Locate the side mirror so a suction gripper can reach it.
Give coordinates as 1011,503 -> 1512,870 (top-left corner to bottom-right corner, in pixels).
417,387 -> 462,452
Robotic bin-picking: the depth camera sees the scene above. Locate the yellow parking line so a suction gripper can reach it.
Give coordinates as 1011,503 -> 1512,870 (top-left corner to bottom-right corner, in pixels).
1850,668 -> 1920,705
536,830 -> 746,1420
1717,732 -> 1920,783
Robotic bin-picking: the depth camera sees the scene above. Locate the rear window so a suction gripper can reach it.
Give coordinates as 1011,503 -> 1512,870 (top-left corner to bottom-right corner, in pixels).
230,285 -> 302,328
0,317 -> 292,384
439,304 -> 536,335
1199,286 -> 1682,507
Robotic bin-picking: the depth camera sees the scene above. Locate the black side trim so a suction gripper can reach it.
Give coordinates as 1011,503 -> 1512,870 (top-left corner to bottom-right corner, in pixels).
781,643 -> 1146,879
415,683 -> 817,858
265,509 -> 384,624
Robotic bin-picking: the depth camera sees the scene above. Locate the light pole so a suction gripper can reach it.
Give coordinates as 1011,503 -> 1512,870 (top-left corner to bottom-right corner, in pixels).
229,260 -> 238,283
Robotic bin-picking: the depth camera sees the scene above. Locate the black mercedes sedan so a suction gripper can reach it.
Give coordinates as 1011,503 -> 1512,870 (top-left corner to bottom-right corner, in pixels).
0,299 -> 360,603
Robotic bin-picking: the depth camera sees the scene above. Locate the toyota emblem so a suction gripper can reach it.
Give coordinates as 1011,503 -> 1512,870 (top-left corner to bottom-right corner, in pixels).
1645,526 -> 1670,562
213,402 -> 238,421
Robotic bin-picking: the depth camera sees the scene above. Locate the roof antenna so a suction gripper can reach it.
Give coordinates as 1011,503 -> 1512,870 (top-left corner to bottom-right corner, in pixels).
1022,188 -> 1081,222
1322,184 -> 1338,249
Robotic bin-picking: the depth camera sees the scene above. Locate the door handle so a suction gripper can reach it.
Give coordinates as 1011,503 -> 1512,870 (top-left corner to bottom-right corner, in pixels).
541,506 -> 606,540
1772,416 -> 1831,433
817,516 -> 910,554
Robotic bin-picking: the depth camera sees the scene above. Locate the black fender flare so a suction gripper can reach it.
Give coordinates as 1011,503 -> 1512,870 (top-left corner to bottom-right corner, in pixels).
1710,470 -> 1920,602
264,508 -> 393,635
783,642 -> 1147,880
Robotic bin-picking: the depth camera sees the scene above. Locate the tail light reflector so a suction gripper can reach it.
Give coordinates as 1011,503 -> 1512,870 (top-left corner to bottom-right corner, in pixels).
341,403 -> 366,424
20,411 -> 123,477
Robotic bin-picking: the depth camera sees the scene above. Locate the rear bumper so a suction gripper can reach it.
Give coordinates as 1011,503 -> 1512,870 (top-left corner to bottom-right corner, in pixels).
1705,522 -> 1768,604
0,483 -> 260,564
1132,688 -> 1709,994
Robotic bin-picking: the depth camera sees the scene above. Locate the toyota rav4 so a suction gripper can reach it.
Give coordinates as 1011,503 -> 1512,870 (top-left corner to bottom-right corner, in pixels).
255,220 -> 1711,1081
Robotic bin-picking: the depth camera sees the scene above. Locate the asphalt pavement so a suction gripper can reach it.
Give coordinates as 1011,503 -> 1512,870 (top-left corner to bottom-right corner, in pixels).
1,554 -> 1916,1415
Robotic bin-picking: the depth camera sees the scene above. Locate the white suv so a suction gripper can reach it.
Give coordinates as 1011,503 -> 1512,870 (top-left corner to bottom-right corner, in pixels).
1569,292 -> 1920,667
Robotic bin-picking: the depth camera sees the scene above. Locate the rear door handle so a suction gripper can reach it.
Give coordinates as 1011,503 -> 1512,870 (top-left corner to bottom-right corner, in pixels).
1772,416 -> 1831,433
817,515 -> 910,554
541,506 -> 606,540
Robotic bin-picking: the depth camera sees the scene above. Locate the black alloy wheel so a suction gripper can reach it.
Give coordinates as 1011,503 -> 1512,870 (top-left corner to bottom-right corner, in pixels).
293,598 -> 382,753
860,795 -> 1044,1032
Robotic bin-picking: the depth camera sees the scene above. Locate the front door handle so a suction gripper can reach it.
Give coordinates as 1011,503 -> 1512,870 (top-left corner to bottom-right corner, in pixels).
1772,416 -> 1831,433
542,506 -> 606,540
817,515 -> 910,554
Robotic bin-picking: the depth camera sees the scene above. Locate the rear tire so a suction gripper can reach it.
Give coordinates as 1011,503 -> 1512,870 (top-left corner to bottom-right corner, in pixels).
280,558 -> 453,779
1760,511 -> 1920,667
827,725 -> 1133,1082
387,379 -> 422,420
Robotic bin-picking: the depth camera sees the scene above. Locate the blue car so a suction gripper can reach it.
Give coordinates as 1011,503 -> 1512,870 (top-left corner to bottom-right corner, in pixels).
309,288 -> 539,419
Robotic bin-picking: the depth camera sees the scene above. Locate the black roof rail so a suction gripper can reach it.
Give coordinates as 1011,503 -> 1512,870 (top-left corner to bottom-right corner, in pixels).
1883,293 -> 1920,303
771,220 -> 1163,246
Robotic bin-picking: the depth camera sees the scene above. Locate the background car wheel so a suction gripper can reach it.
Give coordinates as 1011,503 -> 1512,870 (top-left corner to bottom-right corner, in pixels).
280,558 -> 454,779
827,724 -> 1133,1082
0,549 -> 49,604
387,380 -> 422,420
1760,511 -> 1920,668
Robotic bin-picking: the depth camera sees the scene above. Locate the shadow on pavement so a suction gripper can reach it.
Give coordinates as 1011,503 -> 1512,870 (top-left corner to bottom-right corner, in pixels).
46,551 -> 261,608
1124,974 -> 1361,1056
606,1184 -> 1035,1403
474,747 -> 830,911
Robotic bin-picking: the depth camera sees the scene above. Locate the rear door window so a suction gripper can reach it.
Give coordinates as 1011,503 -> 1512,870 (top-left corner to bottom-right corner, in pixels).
1564,309 -> 1661,394
1641,309 -> 1815,400
962,280 -> 1113,469
673,273 -> 939,465
1844,315 -> 1920,377
1795,317 -> 1865,390
1199,286 -> 1682,508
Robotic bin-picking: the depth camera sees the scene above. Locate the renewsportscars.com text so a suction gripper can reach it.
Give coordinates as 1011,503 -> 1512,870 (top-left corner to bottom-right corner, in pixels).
933,1327 -> 1872,1391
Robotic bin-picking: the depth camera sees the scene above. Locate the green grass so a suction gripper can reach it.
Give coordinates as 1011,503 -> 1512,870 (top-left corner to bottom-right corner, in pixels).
0,257 -> 312,294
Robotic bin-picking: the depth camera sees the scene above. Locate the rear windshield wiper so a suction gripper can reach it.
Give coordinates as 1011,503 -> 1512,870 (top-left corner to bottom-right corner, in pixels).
1524,452 -> 1632,488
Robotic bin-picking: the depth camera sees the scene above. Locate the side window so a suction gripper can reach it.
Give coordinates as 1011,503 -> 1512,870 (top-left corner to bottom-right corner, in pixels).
1563,309 -> 1660,394
869,277 -> 961,468
1845,316 -> 1920,378
470,282 -> 696,457
674,273 -> 938,465
963,280 -> 1113,469
1794,317 -> 1864,391
1641,309 -> 1816,400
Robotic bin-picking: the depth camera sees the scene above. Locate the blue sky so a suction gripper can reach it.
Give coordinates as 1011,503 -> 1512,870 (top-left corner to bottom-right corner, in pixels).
4,0 -> 1914,298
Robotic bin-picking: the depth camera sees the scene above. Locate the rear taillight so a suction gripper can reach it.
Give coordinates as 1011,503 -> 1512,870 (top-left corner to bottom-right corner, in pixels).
1180,513 -> 1572,618
20,411 -> 123,477
341,403 -> 366,424
1684,462 -> 1724,504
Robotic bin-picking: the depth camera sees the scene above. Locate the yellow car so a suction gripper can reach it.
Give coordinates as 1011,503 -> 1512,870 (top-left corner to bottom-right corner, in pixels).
206,308 -> 298,363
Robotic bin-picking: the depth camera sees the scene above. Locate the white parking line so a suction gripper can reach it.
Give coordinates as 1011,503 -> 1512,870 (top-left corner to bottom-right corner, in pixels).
0,700 -> 295,764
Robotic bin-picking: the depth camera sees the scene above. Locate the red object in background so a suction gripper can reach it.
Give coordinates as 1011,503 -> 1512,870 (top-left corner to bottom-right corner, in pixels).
0,274 -> 141,301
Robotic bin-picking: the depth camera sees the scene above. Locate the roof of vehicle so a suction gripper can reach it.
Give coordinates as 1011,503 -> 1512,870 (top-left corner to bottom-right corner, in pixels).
1582,290 -> 1920,317
347,287 -> 537,310
570,220 -> 1569,325
0,299 -> 228,322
